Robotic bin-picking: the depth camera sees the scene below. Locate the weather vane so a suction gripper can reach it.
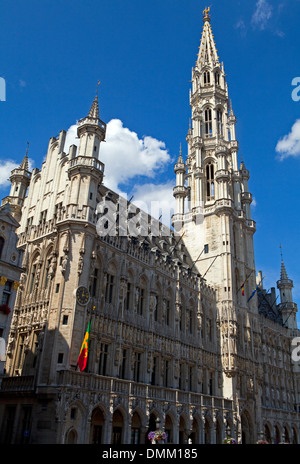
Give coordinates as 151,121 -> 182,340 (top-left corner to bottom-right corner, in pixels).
203,6 -> 210,16
96,80 -> 101,99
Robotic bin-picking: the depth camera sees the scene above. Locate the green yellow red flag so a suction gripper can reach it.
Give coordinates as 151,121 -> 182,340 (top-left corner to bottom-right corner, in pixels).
77,320 -> 91,372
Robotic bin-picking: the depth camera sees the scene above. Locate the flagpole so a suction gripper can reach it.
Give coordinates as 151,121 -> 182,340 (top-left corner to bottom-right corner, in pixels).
247,275 -> 265,304
236,267 -> 255,295
202,254 -> 221,280
189,245 -> 205,274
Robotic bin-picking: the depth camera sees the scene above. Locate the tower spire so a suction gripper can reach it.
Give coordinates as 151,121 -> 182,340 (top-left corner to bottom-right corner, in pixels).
88,82 -> 101,119
77,84 -> 106,158
197,7 -> 220,69
19,142 -> 29,171
277,254 -> 298,329
1,142 -> 32,222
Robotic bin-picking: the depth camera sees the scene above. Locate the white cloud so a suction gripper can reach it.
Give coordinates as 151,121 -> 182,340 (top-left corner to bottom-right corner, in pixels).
235,19 -> 247,36
0,158 -> 35,189
64,119 -> 171,195
251,0 -> 273,30
275,119 -> 300,161
101,119 -> 171,192
0,160 -> 19,188
64,124 -> 79,152
130,180 -> 175,225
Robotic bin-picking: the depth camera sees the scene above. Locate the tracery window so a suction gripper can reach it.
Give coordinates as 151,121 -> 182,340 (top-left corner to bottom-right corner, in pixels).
137,276 -> 147,316
133,351 -> 142,382
217,109 -> 223,136
0,236 -> 4,259
204,71 -> 210,85
28,254 -> 40,293
43,256 -> 52,289
90,268 -> 99,298
206,163 -> 215,200
105,273 -> 114,304
204,108 -> 213,137
124,282 -> 131,311
98,343 -> 109,376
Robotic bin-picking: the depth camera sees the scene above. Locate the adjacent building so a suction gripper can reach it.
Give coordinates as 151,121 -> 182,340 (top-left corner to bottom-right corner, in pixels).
0,202 -> 24,378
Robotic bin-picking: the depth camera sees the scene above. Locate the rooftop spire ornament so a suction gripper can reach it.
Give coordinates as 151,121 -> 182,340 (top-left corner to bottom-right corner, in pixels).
95,80 -> 100,100
203,6 -> 211,22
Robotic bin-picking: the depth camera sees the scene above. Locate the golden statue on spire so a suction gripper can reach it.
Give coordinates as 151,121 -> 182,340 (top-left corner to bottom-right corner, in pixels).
203,6 -> 211,22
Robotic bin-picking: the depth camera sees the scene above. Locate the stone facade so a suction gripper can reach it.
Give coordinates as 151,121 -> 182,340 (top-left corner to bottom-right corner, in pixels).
0,9 -> 299,445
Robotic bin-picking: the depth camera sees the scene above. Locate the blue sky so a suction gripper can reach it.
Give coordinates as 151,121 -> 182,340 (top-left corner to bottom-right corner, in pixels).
0,0 -> 300,320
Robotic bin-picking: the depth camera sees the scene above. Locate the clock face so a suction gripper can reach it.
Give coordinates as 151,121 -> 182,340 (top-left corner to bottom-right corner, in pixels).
76,286 -> 90,305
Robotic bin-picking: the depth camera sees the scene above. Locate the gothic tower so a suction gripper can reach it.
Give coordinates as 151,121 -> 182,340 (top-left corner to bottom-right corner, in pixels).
173,8 -> 258,401
68,93 -> 106,212
2,148 -> 31,223
5,91 -> 107,387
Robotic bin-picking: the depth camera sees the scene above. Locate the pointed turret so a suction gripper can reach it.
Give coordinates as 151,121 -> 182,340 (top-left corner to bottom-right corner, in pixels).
19,153 -> 29,171
68,88 -> 107,210
173,145 -> 187,217
88,95 -> 100,120
280,259 -> 289,281
1,144 -> 32,223
277,258 -> 298,329
77,84 -> 106,159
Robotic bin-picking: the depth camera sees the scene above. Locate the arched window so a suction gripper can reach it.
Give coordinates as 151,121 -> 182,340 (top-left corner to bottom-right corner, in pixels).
90,408 -> 105,444
131,412 -> 142,444
204,71 -> 211,85
28,254 -> 40,293
206,163 -> 215,200
136,276 -> 147,316
217,109 -> 223,136
188,299 -> 195,335
105,262 -> 117,304
0,236 -> 4,259
124,271 -> 134,311
111,410 -> 124,444
215,71 -> 220,85
90,267 -> 99,297
163,288 -> 173,327
43,254 -> 52,289
204,109 -> 212,137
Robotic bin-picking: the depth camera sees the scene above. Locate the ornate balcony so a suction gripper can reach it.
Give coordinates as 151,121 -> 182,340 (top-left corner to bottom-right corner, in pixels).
241,192 -> 252,203
68,156 -> 104,181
